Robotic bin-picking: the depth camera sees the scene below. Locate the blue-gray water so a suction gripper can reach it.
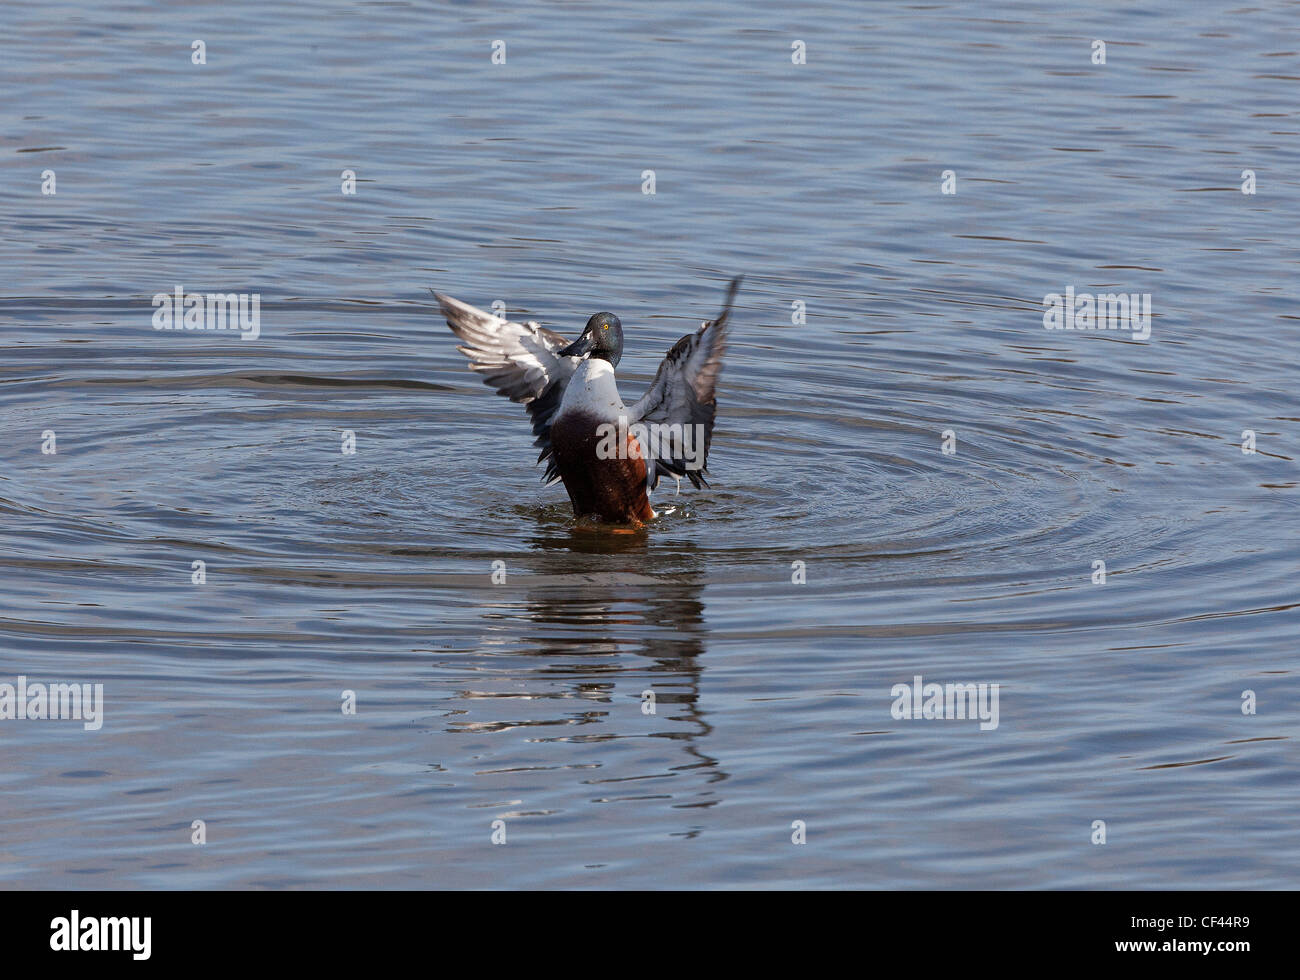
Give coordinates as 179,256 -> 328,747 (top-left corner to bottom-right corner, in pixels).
1,0 -> 1296,888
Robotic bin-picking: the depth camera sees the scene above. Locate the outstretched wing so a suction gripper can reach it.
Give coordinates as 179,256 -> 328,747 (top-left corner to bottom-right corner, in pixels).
434,291 -> 578,484
627,277 -> 741,492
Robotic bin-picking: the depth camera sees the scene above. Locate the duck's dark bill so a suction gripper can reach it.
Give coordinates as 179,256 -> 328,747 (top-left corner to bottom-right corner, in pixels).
558,332 -> 593,357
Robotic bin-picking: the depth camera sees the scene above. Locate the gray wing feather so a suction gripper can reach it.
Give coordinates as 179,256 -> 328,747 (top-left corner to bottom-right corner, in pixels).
628,277 -> 741,492
434,291 -> 577,484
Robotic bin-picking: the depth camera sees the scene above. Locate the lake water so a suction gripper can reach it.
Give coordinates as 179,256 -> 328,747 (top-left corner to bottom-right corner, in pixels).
1,0 -> 1296,889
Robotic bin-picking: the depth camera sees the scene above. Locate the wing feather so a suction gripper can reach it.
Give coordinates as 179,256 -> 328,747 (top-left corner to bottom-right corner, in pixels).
627,277 -> 741,492
434,291 -> 577,483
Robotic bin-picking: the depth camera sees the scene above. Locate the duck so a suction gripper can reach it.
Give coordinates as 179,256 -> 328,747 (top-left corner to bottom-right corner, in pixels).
435,277 -> 741,524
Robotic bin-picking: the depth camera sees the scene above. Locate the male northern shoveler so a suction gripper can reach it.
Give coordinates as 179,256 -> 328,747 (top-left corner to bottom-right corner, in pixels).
436,277 -> 741,525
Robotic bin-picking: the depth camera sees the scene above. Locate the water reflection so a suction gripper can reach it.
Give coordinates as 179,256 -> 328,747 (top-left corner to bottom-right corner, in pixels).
446,539 -> 724,808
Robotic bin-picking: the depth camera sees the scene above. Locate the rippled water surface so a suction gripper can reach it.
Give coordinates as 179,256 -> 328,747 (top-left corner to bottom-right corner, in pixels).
1,0 -> 1297,888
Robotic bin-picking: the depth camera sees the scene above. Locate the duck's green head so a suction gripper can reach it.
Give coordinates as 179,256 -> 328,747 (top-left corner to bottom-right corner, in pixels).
561,312 -> 624,366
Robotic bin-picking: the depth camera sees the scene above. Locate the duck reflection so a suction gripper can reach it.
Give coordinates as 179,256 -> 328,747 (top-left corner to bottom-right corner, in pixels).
447,523 -> 725,810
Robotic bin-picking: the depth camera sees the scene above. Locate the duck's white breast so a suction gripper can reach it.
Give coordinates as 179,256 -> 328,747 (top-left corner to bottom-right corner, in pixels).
559,358 -> 626,421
